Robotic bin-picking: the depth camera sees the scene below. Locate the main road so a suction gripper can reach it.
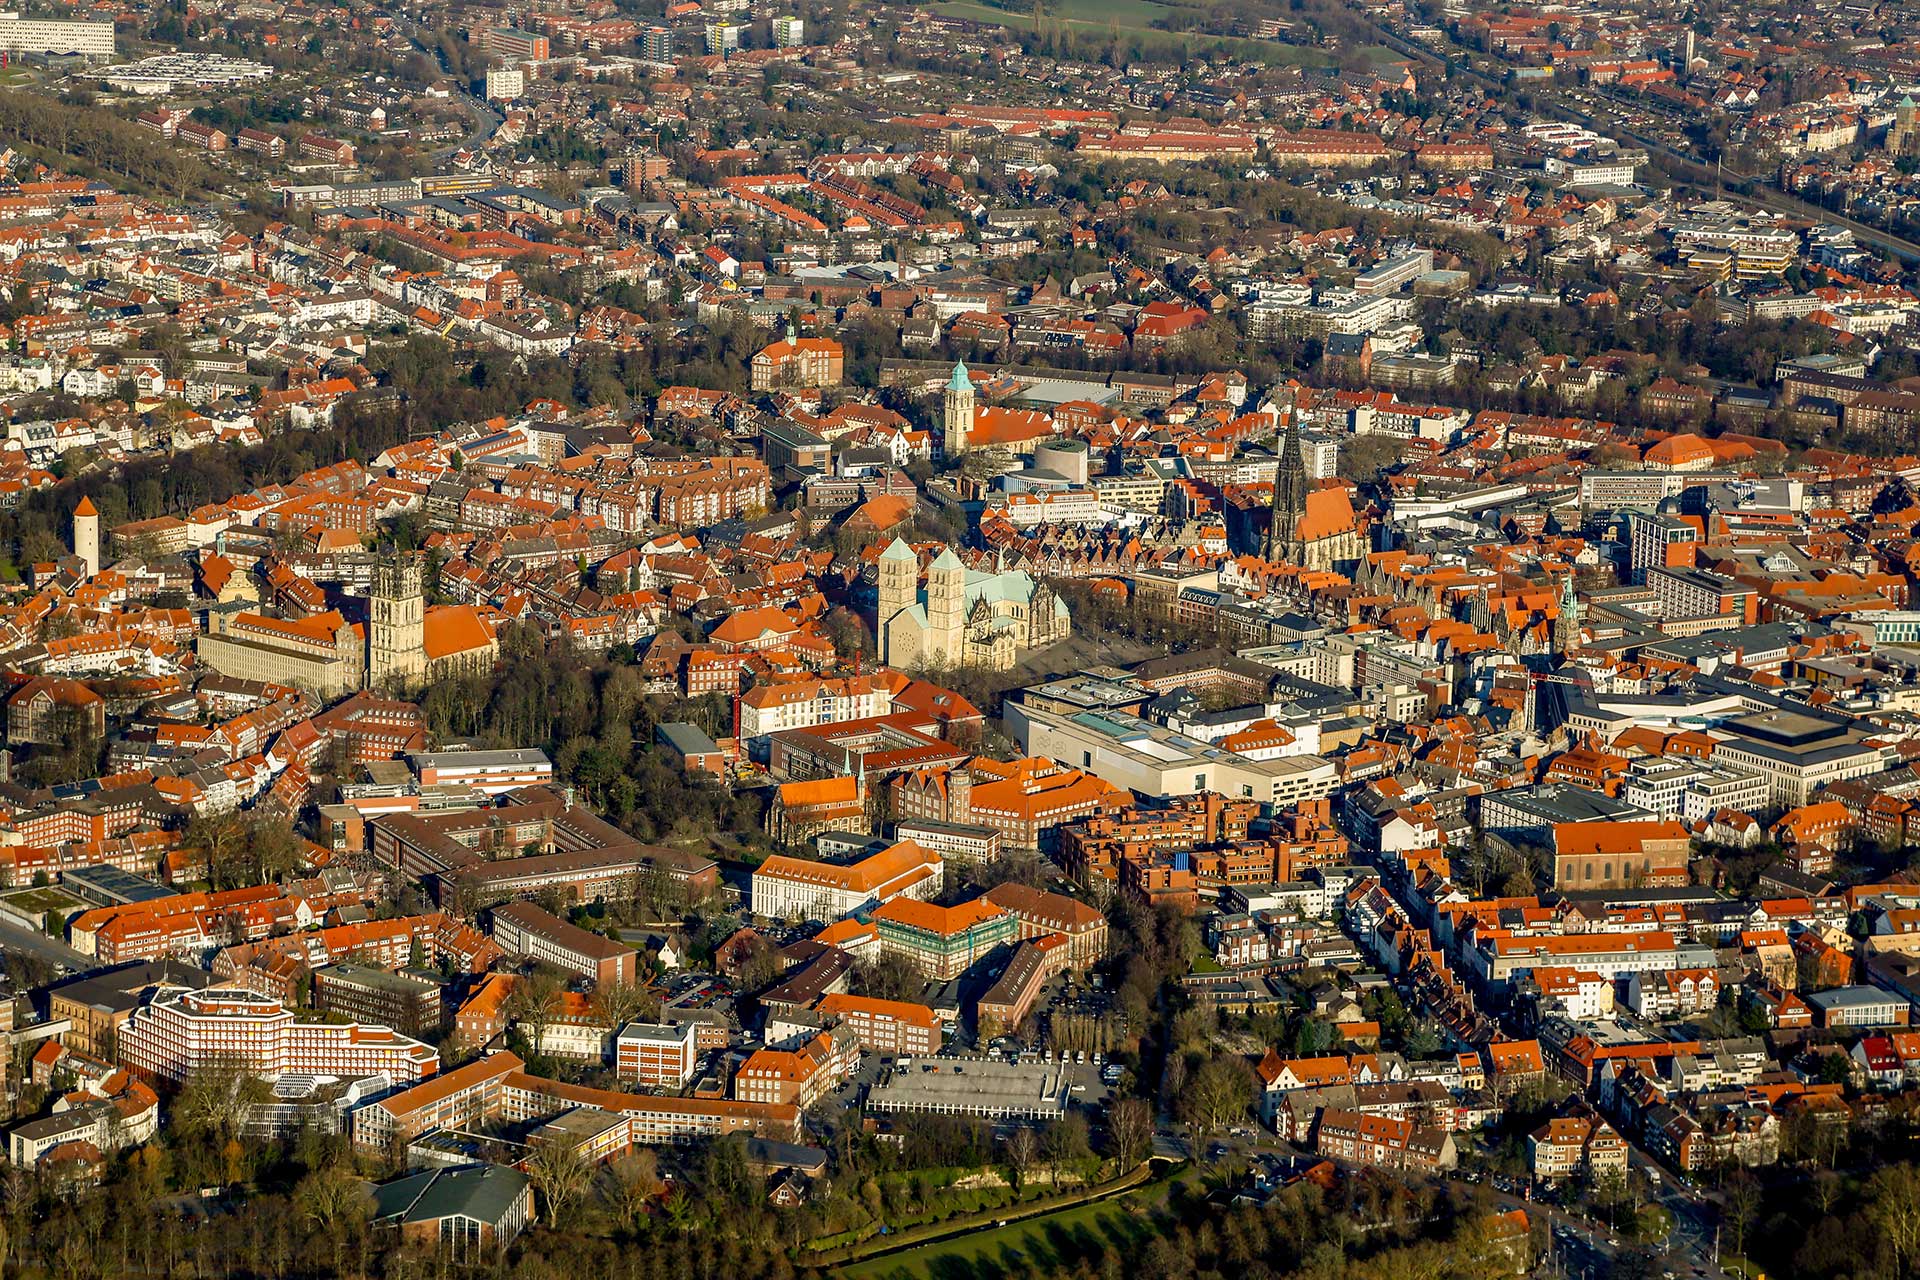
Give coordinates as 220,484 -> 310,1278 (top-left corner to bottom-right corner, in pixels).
0,915 -> 90,972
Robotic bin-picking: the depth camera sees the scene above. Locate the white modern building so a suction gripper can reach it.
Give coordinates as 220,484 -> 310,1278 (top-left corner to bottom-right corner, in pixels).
118,987 -> 439,1087
0,13 -> 113,57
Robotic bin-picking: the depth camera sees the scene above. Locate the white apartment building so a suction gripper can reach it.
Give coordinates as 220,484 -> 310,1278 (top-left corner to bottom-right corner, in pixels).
0,13 -> 114,56
118,987 -> 439,1087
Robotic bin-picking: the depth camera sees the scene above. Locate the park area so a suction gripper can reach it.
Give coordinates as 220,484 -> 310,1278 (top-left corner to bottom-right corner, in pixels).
838,1164 -> 1192,1280
928,0 -> 1337,64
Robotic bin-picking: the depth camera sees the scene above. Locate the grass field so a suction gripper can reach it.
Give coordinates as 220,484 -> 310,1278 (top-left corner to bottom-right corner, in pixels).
926,0 -> 1336,65
839,1169 -> 1192,1280
1354,44 -> 1411,65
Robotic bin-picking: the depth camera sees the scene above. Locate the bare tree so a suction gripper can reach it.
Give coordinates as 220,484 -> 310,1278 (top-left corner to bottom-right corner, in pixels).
528,1139 -> 592,1229
1179,1053 -> 1254,1142
174,1059 -> 272,1153
1004,1127 -> 1038,1188
1723,1170 -> 1763,1260
505,968 -> 564,1055
295,1164 -> 368,1274
1867,1163 -> 1920,1278
1108,1097 -> 1153,1169
607,1148 -> 660,1235
592,978 -> 660,1028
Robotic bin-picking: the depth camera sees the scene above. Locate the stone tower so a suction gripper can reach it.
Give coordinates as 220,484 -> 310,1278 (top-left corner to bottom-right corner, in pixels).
367,554 -> 427,690
927,547 -> 967,668
1893,97 -> 1920,157
72,495 -> 99,578
1553,573 -> 1582,655
876,538 -> 918,663
943,361 -> 975,457
1264,418 -> 1308,561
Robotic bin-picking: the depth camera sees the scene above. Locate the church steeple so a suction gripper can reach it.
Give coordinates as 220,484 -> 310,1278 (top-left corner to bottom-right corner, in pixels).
1553,572 -> 1582,655
1264,417 -> 1308,561
944,361 -> 974,457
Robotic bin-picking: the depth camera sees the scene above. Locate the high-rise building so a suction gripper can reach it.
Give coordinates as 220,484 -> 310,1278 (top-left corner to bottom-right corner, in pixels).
481,27 -> 548,61
484,67 -> 524,102
0,14 -> 115,58
640,25 -> 673,60
772,16 -> 804,46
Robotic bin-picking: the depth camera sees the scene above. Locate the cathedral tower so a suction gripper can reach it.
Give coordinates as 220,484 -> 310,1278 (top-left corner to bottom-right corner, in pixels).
927,547 -> 966,668
368,554 -> 427,690
876,538 -> 918,664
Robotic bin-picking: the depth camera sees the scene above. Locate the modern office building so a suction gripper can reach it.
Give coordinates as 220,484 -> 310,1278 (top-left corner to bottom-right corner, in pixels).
118,987 -> 439,1087
0,14 -> 114,57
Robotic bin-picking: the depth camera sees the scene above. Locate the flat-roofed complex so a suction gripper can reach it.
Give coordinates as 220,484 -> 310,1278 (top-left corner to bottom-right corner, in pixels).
1008,703 -> 1337,808
409,749 -> 554,796
865,1058 -> 1070,1120
1709,710 -> 1887,806
312,963 -> 445,1038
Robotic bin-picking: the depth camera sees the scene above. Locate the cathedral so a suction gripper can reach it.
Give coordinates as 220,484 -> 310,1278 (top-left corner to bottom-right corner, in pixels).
875,539 -> 1071,672
366,553 -> 499,693
1263,419 -> 1363,573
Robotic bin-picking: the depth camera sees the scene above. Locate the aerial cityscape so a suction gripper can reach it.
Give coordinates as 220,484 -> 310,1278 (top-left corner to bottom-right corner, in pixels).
2,0 -> 1920,1275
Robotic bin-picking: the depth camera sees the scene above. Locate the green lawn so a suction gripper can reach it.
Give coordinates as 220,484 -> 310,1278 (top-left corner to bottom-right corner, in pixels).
1354,44 -> 1411,65
839,1169 -> 1191,1280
